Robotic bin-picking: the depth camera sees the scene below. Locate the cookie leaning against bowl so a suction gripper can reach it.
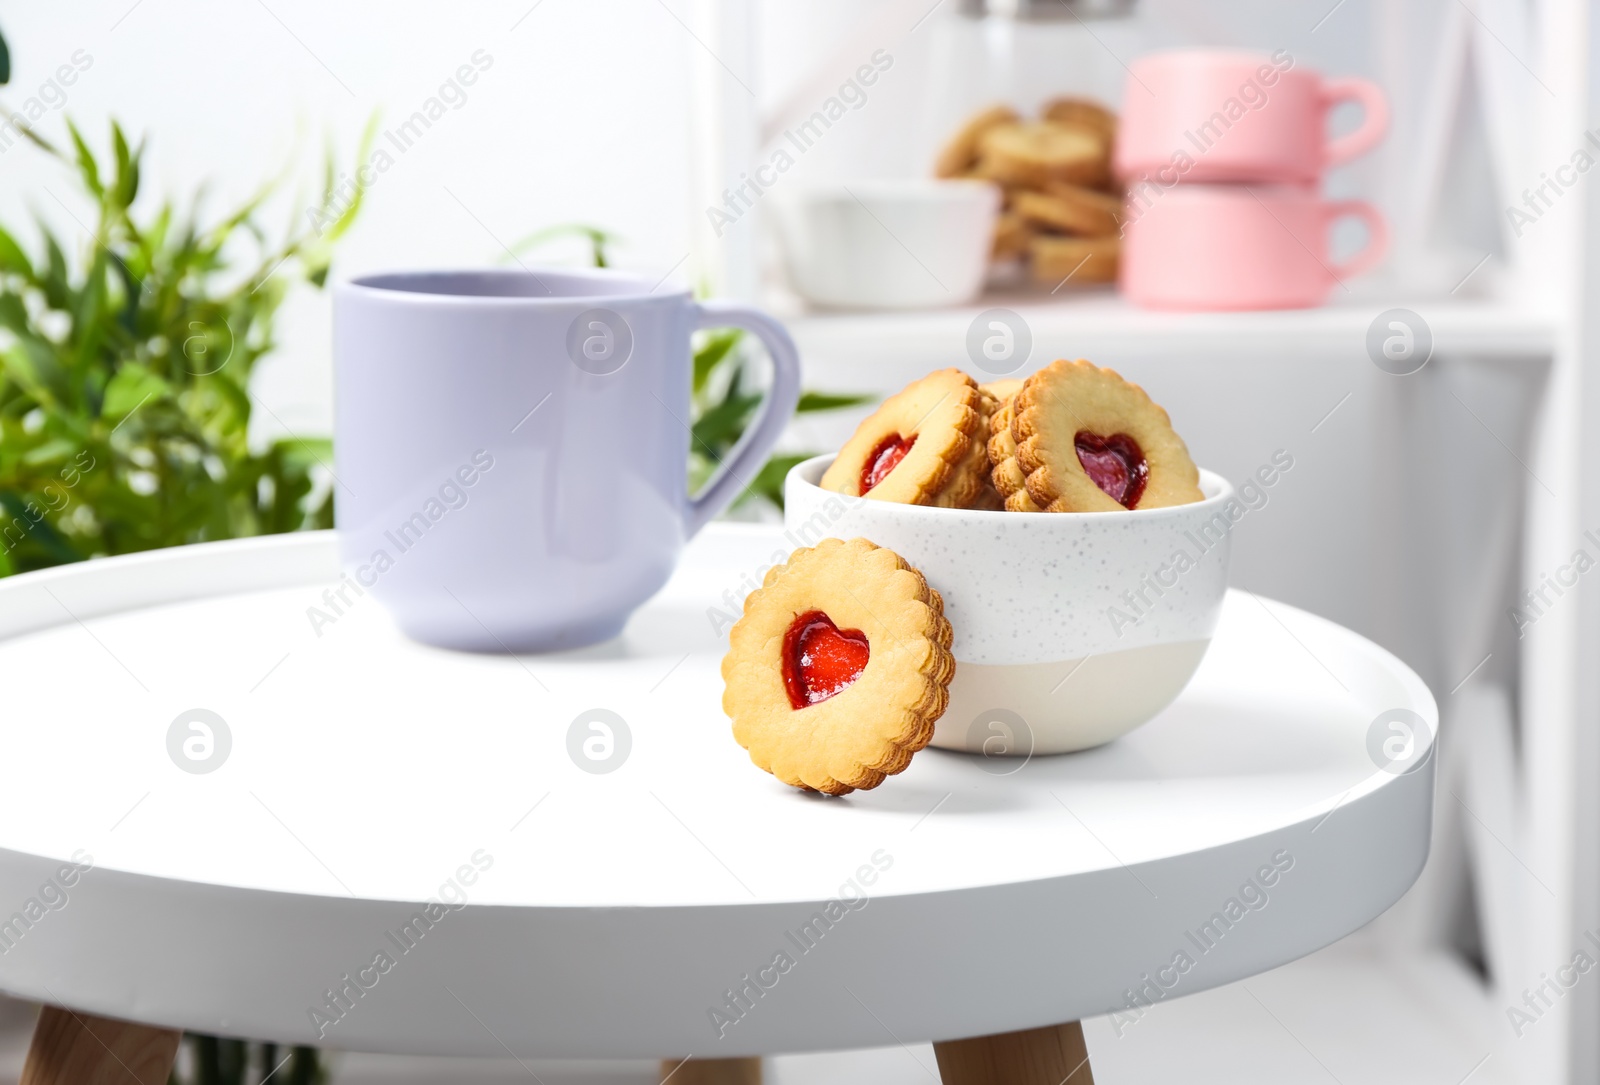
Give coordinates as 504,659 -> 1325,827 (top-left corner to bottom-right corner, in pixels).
1012,359 -> 1204,512
721,537 -> 956,795
820,368 -> 997,508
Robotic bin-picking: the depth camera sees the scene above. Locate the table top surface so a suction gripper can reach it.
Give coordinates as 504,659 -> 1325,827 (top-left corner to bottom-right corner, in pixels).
0,525 -> 1430,908
0,526 -> 1438,1057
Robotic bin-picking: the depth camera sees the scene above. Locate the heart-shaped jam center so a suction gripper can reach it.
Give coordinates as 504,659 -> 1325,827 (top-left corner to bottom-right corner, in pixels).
860,434 -> 915,494
1075,431 -> 1149,508
782,610 -> 870,709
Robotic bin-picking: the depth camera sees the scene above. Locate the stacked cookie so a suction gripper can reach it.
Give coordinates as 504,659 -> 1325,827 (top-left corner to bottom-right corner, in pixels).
819,369 -> 999,509
936,99 -> 1123,286
820,364 -> 1201,514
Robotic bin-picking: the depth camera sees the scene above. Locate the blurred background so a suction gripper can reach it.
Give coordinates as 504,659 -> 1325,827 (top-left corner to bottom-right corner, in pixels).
0,1 -> 1597,1082
0,0 -> 1481,438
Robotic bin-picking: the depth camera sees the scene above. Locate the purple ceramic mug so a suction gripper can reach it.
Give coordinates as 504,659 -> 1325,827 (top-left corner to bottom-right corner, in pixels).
333,268 -> 801,652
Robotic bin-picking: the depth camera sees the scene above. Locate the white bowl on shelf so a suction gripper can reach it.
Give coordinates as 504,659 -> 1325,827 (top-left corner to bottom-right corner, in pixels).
783,454 -> 1235,756
769,180 -> 1000,310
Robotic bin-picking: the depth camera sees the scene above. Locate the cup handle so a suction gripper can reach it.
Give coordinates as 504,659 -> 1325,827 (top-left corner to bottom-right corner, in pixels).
1321,77 -> 1390,170
1324,200 -> 1390,282
684,300 -> 802,536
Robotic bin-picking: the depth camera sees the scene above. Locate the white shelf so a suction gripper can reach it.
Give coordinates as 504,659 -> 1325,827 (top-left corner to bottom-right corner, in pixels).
781,288 -> 1557,389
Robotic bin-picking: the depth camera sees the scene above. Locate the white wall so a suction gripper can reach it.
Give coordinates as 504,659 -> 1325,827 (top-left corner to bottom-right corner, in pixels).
0,0 -> 697,439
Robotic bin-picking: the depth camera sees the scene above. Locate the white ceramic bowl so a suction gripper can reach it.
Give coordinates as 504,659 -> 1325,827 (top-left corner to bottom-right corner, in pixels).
784,455 -> 1235,755
769,180 -> 1000,309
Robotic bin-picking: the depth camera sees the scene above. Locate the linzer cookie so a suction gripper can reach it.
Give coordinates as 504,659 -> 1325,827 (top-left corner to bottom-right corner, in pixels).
1013,184 -> 1122,237
977,121 -> 1108,189
936,98 -> 1121,287
936,104 -> 1021,179
721,538 -> 955,795
987,393 -> 1044,513
976,381 -> 1028,508
964,383 -> 1006,510
978,378 -> 1025,402
991,211 -> 1033,261
1012,359 -> 1203,512
1030,234 -> 1121,284
820,369 -> 996,508
1041,96 -> 1119,143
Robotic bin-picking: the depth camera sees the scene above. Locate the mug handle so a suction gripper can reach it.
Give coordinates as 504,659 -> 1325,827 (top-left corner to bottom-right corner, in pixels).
685,300 -> 803,536
1321,77 -> 1390,170
1324,200 -> 1390,282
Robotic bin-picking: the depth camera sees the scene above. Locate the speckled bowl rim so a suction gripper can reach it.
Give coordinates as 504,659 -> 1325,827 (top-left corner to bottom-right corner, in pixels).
788,454 -> 1235,521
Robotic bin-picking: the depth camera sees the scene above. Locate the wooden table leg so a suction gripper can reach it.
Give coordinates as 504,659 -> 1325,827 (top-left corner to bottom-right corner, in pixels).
659,1056 -> 762,1084
933,1021 -> 1093,1085
21,1006 -> 181,1085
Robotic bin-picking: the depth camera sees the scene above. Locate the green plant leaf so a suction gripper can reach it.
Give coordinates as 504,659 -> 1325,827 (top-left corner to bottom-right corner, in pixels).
736,451 -> 814,511
110,122 -> 139,210
67,120 -> 104,201
797,391 -> 873,412
101,361 -> 171,420
109,252 -> 141,332
691,363 -> 758,451
507,223 -> 620,269
0,117 -> 368,584
3,337 -> 70,403
0,225 -> 31,278
40,229 -> 70,310
692,328 -> 742,394
0,27 -> 10,86
271,434 -> 333,472
204,364 -> 253,426
20,438 -> 80,466
692,389 -> 760,452
0,292 -> 29,333
0,492 -> 84,568
71,249 -> 110,372
312,113 -> 378,247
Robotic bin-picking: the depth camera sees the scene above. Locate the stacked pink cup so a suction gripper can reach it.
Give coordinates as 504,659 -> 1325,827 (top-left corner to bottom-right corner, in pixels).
1114,49 -> 1390,311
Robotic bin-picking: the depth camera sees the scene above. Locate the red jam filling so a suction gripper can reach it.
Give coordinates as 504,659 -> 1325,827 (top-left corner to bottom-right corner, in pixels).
1075,431 -> 1149,508
782,610 -> 870,709
860,434 -> 915,494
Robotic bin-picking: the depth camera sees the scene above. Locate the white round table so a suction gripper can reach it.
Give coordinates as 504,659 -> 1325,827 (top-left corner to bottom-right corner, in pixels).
0,525 -> 1434,1085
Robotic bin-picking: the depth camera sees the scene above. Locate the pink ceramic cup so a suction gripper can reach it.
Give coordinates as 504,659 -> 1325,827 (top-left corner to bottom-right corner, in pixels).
1119,184 -> 1388,311
1115,49 -> 1389,185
